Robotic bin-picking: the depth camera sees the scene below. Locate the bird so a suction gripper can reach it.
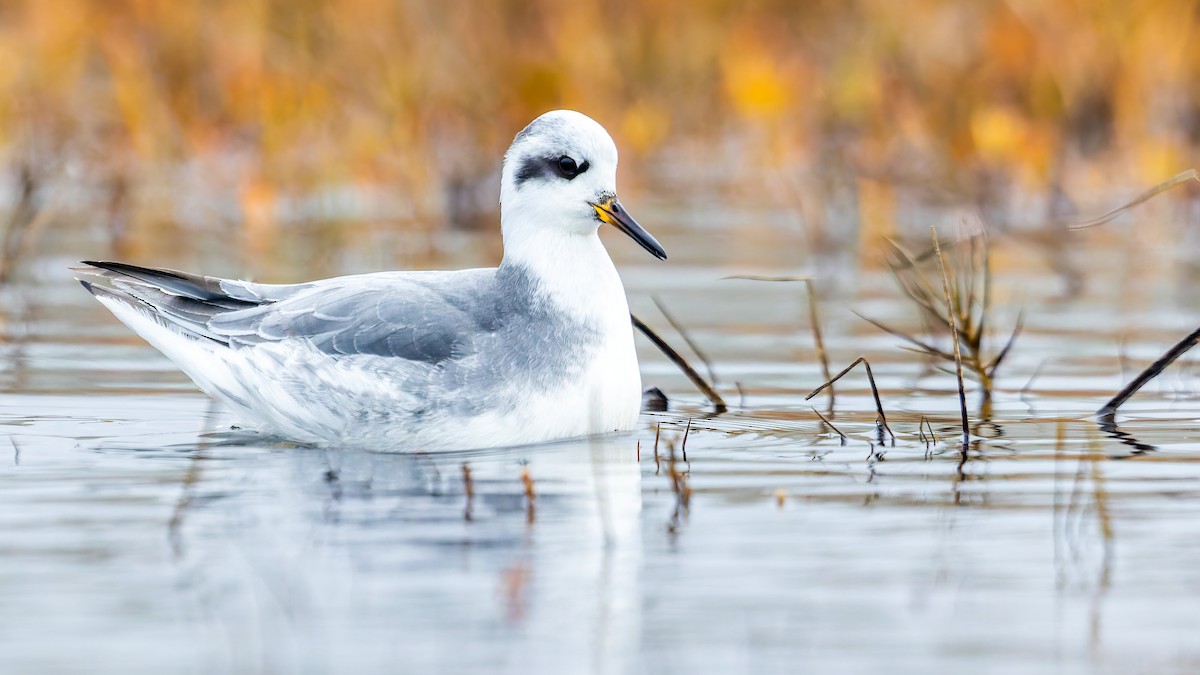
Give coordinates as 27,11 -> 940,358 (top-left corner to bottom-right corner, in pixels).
76,110 -> 667,451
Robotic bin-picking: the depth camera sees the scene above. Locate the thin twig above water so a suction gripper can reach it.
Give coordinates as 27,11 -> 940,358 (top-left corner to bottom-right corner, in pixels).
811,407 -> 847,444
652,295 -> 719,387
632,313 -> 727,413
1069,169 -> 1200,230
1098,325 -> 1200,418
723,275 -> 832,407
932,228 -> 969,440
805,356 -> 895,441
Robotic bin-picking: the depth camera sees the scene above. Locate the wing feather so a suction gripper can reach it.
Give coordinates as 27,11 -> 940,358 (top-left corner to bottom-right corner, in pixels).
208,274 -> 491,363
79,260 -> 496,367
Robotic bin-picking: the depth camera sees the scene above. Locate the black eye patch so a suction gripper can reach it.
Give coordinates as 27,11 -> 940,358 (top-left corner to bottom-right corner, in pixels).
514,155 -> 590,189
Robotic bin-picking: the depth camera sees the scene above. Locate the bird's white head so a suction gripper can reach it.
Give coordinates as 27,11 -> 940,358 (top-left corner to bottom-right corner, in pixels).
499,110 -> 666,262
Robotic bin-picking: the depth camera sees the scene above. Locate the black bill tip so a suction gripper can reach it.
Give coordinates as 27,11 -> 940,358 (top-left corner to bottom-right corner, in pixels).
591,196 -> 667,260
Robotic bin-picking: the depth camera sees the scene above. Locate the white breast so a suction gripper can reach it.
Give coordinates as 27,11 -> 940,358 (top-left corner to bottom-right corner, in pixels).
579,301 -> 642,434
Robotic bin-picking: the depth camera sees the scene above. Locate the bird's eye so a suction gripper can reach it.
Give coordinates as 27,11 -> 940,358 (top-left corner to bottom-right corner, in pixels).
557,156 -> 579,177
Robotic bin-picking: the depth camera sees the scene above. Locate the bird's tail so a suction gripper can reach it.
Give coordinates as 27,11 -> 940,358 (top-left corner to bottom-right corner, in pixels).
74,261 -> 268,344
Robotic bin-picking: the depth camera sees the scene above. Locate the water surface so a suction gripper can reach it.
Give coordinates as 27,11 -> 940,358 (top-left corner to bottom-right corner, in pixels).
2,210 -> 1199,674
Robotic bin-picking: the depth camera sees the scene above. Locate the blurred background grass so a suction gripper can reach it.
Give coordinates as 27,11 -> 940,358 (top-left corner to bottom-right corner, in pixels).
2,0 -> 1199,277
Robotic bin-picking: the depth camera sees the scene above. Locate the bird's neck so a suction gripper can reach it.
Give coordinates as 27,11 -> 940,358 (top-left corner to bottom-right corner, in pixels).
500,220 -> 629,324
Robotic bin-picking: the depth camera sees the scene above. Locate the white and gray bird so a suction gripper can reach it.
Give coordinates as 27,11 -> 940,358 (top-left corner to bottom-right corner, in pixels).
77,110 -> 666,451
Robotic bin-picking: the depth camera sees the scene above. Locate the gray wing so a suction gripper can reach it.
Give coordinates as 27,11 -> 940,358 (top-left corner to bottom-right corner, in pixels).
78,261 -> 495,365
207,272 -> 494,362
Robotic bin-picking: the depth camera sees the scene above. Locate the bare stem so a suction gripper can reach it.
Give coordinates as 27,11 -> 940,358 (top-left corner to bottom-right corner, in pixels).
1070,169 -> 1200,230
1098,325 -> 1200,417
805,356 -> 895,440
723,275 -> 832,407
812,407 -> 847,443
652,295 -> 718,386
932,227 -> 970,439
632,313 -> 727,412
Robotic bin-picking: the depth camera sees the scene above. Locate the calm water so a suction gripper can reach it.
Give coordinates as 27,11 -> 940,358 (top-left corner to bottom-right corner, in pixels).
2,204 -> 1200,674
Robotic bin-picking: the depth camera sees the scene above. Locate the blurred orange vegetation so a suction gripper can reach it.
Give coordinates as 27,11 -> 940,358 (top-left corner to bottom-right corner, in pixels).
2,0 -> 1200,249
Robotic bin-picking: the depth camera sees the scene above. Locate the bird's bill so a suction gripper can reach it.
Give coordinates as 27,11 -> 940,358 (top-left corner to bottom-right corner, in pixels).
591,196 -> 667,260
